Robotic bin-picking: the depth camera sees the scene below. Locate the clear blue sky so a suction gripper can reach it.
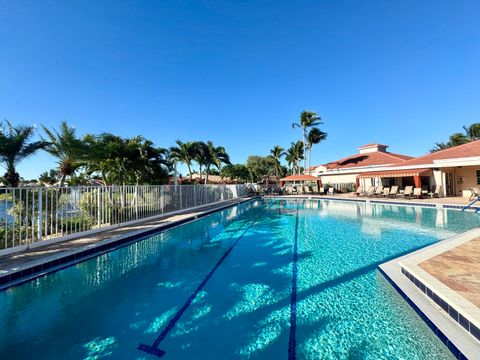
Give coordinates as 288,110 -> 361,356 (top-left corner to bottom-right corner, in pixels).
1,0 -> 479,179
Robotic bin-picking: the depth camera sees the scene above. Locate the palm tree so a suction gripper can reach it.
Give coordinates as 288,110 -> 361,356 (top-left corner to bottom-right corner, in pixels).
285,151 -> 295,175
286,141 -> 304,175
463,123 -> 480,141
197,141 -> 231,184
42,121 -> 86,186
189,141 -> 207,181
307,127 -> 327,174
169,140 -> 196,180
269,145 -> 286,178
206,141 -> 230,183
0,121 -> 48,187
292,110 -> 322,173
84,133 -> 171,185
430,122 -> 480,152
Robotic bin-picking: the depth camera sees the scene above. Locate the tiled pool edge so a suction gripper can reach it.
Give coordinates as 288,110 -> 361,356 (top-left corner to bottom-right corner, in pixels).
377,265 -> 468,359
401,267 -> 480,344
0,197 -> 258,291
379,248 -> 480,360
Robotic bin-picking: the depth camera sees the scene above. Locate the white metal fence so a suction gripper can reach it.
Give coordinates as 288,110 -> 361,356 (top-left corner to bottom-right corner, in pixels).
0,184 -> 246,253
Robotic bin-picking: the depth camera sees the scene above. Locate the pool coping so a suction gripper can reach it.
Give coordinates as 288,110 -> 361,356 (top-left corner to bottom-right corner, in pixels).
379,228 -> 480,360
0,196 -> 257,291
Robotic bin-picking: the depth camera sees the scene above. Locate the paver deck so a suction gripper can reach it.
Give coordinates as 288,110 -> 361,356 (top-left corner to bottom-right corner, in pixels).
420,237 -> 480,308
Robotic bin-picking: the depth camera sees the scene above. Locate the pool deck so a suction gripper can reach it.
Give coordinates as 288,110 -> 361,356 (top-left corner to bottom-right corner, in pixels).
0,197 -> 253,289
420,237 -> 480,309
380,228 -> 480,360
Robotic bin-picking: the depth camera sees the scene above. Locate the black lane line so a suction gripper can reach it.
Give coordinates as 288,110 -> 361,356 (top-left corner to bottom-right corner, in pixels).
288,203 -> 300,360
138,201 -> 274,358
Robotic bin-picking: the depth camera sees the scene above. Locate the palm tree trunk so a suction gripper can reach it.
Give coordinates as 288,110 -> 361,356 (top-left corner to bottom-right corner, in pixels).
308,146 -> 312,175
303,128 -> 307,175
59,173 -> 67,187
187,164 -> 193,180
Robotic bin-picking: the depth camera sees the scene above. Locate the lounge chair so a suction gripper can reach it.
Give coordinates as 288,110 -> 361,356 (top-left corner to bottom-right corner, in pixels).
412,187 -> 422,199
381,187 -> 391,197
319,187 -> 325,195
400,186 -> 413,198
355,186 -> 365,196
428,185 -> 443,198
469,187 -> 479,201
364,186 -> 375,197
328,187 -> 334,196
304,185 -> 312,195
312,185 -> 319,194
388,186 -> 399,198
372,186 -> 384,197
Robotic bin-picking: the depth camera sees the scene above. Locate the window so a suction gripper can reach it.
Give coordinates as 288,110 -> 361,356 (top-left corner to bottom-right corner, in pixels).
476,170 -> 480,185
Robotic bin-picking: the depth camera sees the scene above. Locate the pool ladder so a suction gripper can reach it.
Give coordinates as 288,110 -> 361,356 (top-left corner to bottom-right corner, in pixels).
461,196 -> 480,212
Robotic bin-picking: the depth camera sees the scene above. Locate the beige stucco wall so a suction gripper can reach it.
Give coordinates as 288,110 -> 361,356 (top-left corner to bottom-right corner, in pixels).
454,166 -> 480,197
319,173 -> 358,185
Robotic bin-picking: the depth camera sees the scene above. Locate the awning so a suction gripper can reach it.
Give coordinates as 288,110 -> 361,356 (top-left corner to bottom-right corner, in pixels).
279,174 -> 322,187
279,175 -> 319,182
357,168 -> 433,179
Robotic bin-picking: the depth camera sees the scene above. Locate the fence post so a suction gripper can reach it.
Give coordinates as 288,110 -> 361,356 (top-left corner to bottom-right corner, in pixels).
97,188 -> 101,228
135,186 -> 139,220
37,188 -> 43,240
179,185 -> 183,209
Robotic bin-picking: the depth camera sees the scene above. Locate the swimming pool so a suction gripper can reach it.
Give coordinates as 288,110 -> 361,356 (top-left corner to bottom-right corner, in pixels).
1,198 -> 478,359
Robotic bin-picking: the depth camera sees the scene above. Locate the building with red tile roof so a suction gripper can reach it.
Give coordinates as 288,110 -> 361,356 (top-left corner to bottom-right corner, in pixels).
309,143 -> 413,187
354,140 -> 480,197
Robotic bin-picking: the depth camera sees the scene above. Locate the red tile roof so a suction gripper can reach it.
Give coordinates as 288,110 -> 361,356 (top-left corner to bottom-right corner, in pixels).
398,140 -> 480,166
321,151 -> 413,170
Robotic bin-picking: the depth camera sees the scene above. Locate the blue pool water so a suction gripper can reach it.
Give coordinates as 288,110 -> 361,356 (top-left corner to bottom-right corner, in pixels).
0,199 -> 479,359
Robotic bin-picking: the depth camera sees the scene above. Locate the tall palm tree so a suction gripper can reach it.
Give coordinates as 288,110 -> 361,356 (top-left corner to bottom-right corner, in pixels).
285,151 -> 295,175
307,127 -> 327,174
42,121 -> 86,186
286,141 -> 304,175
0,121 -> 48,187
192,141 -> 209,181
292,110 -> 322,173
169,140 -> 196,180
269,145 -> 286,178
204,141 -> 231,183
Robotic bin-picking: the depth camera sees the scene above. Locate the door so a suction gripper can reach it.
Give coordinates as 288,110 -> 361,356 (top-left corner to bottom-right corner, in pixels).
445,172 -> 454,196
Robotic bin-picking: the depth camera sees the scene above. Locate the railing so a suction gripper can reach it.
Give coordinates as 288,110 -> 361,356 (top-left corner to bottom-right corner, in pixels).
0,184 -> 246,253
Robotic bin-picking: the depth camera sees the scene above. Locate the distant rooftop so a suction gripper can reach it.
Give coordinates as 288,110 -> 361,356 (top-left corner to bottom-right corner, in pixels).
397,139 -> 480,167
318,143 -> 412,171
